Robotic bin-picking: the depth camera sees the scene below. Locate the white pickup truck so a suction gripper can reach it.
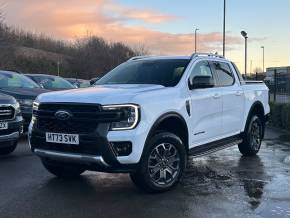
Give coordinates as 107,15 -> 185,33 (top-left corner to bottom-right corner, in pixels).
29,53 -> 270,193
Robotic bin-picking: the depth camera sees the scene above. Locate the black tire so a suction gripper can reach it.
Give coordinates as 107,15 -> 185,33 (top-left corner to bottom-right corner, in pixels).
238,115 -> 263,156
0,141 -> 17,155
41,159 -> 86,178
130,132 -> 187,193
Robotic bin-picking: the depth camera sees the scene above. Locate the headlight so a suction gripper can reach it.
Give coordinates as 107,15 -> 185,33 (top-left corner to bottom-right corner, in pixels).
31,102 -> 39,122
18,99 -> 34,106
32,101 -> 39,111
102,104 -> 140,131
12,102 -> 21,114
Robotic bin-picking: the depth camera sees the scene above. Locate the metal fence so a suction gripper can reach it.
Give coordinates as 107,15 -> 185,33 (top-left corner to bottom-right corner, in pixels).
265,69 -> 290,104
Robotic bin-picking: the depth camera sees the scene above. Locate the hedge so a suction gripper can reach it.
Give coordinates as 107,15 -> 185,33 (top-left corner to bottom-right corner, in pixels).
269,102 -> 290,131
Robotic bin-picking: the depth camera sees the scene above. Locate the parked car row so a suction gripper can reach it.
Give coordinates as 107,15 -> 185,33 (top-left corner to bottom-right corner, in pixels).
65,78 -> 91,88
0,70 -> 99,155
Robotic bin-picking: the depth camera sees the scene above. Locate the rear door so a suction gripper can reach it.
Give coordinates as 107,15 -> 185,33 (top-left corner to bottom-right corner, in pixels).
188,60 -> 223,145
211,61 -> 245,137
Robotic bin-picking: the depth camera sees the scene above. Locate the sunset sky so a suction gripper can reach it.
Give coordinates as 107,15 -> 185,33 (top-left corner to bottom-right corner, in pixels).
1,0 -> 289,73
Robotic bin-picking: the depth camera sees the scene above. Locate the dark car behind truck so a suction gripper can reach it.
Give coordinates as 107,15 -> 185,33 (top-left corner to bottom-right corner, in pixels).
26,74 -> 76,91
0,70 -> 49,130
0,93 -> 23,155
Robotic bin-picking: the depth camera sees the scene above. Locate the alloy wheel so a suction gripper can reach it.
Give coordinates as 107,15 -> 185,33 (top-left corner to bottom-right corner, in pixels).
250,120 -> 262,151
148,143 -> 180,186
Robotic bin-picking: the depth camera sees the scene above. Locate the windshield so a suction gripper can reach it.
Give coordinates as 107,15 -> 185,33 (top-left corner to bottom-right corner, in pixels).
31,75 -> 75,89
95,59 -> 190,87
0,72 -> 40,88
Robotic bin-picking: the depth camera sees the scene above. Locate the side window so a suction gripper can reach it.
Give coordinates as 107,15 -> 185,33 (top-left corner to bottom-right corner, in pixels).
213,62 -> 235,86
189,61 -> 214,83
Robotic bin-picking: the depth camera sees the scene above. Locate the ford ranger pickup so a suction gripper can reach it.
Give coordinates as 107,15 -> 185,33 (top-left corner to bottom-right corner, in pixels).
29,53 -> 270,192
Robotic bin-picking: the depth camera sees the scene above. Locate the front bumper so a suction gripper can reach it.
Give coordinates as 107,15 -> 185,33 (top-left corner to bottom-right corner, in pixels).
29,125 -> 139,173
0,115 -> 23,147
29,101 -> 151,172
0,132 -> 19,147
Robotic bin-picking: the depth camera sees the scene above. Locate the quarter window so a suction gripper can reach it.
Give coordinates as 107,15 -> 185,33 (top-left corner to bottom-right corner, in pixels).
213,62 -> 234,86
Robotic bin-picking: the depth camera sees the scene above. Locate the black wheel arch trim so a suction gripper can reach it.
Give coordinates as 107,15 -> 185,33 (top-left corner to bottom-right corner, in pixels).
243,101 -> 266,137
143,112 -> 189,154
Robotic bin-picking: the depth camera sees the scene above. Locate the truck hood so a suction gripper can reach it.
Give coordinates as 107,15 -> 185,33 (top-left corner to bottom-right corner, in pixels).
37,84 -> 165,104
0,93 -> 17,104
0,87 -> 50,100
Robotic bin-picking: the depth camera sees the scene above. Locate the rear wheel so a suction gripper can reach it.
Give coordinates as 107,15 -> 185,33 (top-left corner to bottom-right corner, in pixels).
238,115 -> 263,156
130,132 -> 187,193
0,141 -> 18,155
41,159 -> 86,178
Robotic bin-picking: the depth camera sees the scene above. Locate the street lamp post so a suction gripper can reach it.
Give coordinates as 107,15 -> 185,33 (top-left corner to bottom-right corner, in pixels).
223,0 -> 226,57
241,31 -> 248,78
194,28 -> 199,53
261,46 -> 265,73
57,60 -> 60,76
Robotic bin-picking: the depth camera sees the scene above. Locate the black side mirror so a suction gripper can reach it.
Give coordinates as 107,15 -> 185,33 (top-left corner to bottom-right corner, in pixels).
189,75 -> 215,89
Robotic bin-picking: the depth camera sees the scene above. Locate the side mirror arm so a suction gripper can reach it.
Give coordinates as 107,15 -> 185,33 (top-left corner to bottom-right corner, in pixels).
188,79 -> 194,90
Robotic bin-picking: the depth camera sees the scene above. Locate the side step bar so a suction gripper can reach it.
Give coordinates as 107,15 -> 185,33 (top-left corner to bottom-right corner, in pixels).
189,135 -> 242,158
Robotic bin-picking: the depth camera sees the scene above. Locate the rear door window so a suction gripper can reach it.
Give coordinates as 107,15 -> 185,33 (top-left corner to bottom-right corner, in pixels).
212,62 -> 235,86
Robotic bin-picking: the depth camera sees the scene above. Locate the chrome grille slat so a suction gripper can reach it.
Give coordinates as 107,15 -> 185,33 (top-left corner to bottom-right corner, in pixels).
0,113 -> 13,115
0,105 -> 15,121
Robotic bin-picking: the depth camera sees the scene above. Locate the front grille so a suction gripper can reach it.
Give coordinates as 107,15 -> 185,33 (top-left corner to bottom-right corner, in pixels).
34,103 -> 121,134
38,118 -> 97,134
0,106 -> 15,121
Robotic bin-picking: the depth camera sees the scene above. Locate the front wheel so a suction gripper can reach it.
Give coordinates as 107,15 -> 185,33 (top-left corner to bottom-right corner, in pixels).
238,115 -> 263,156
130,132 -> 187,193
41,159 -> 86,178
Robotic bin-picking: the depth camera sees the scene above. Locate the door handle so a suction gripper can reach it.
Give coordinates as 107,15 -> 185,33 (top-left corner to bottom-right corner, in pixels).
235,91 -> 243,96
213,93 -> 221,99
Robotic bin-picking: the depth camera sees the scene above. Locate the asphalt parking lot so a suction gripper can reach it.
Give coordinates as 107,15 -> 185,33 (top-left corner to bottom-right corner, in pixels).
0,127 -> 289,218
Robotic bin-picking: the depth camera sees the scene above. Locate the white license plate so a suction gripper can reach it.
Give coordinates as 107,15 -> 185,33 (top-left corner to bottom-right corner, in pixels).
0,122 -> 8,130
46,133 -> 79,145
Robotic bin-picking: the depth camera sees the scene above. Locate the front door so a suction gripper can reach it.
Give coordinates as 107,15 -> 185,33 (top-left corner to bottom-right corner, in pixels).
188,60 -> 223,145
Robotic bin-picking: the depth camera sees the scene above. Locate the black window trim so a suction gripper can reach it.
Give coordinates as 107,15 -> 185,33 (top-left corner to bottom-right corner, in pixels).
210,61 -> 236,87
231,62 -> 245,85
188,60 -> 217,90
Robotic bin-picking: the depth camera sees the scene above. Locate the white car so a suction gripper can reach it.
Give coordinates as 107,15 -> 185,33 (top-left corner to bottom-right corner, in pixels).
29,53 -> 270,192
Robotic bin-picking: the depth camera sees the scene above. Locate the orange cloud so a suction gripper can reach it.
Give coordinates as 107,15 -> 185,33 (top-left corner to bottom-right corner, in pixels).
3,0 -> 242,55
104,3 -> 178,23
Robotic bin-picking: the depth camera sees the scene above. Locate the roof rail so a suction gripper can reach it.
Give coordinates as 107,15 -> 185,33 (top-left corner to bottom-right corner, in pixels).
127,56 -> 153,62
191,53 -> 225,59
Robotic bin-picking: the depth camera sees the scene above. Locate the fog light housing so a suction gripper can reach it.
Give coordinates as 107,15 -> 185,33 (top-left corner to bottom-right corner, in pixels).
110,141 -> 132,156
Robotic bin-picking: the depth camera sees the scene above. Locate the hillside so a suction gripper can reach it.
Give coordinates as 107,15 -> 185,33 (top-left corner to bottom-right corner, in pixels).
0,20 -> 142,79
